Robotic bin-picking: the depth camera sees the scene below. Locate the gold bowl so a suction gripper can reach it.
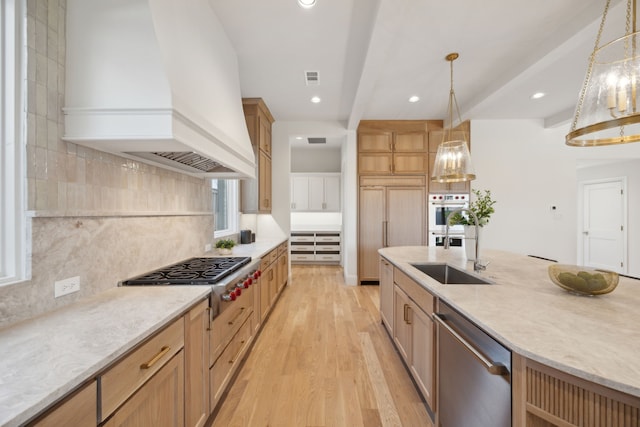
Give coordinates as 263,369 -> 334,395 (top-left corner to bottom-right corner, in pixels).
548,264 -> 619,296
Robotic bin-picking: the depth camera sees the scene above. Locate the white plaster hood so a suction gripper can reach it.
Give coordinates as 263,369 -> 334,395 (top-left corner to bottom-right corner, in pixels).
63,0 -> 256,178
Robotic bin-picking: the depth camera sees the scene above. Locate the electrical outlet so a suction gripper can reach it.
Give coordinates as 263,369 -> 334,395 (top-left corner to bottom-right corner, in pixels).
54,276 -> 80,298
205,243 -> 212,252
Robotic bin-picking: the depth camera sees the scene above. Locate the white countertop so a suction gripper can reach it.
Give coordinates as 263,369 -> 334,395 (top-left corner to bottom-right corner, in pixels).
0,238 -> 286,427
379,246 -> 640,398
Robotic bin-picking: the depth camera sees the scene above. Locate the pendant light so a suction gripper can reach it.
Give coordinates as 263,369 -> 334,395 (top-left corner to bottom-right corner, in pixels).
431,53 -> 476,183
567,0 -> 640,146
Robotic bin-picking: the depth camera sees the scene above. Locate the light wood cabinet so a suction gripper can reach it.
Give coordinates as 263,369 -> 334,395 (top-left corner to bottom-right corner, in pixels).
427,125 -> 471,194
358,178 -> 425,283
104,351 -> 184,427
30,381 -> 97,427
100,317 -> 185,422
379,256 -> 393,334
357,121 -> 439,175
276,242 -> 288,294
391,269 -> 436,413
184,300 -> 209,427
513,355 -> 640,427
241,98 -> 274,213
291,173 -> 340,212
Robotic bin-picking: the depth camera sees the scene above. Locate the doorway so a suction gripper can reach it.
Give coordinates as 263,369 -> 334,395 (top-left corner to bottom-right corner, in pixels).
578,178 -> 627,273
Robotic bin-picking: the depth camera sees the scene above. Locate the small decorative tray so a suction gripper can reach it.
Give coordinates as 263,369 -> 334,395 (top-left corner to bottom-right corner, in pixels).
548,264 -> 619,296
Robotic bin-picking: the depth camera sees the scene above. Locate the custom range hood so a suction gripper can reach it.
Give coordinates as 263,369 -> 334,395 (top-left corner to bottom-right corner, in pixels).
63,0 -> 256,178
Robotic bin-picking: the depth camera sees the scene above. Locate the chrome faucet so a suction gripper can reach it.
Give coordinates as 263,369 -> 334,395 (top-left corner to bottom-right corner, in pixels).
444,207 -> 486,272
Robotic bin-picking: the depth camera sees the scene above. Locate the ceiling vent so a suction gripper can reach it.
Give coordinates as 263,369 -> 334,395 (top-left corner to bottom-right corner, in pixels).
308,137 -> 326,144
305,70 -> 320,86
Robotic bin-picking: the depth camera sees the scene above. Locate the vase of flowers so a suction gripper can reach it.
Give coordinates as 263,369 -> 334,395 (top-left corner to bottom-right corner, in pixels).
447,189 -> 496,260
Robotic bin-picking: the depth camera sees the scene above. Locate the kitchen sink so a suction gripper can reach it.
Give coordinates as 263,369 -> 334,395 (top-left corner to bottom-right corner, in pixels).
410,263 -> 493,285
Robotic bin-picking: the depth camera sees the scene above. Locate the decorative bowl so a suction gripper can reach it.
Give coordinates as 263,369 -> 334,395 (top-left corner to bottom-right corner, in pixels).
548,264 -> 619,296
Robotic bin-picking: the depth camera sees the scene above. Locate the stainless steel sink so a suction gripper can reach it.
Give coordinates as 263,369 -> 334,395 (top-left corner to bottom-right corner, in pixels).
410,263 -> 493,285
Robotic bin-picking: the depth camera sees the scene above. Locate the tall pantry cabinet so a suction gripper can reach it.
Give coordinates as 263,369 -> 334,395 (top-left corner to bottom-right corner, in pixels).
241,98 -> 275,213
357,120 -> 441,284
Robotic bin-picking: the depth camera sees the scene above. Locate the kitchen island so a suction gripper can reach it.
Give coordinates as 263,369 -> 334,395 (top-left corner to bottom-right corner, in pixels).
380,246 -> 640,425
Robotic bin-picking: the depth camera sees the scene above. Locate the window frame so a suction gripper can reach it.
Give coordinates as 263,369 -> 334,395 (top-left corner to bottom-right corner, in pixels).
0,0 -> 26,286
212,179 -> 239,238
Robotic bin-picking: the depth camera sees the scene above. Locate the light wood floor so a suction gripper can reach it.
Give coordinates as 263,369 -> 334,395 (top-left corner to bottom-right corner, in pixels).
211,265 -> 432,427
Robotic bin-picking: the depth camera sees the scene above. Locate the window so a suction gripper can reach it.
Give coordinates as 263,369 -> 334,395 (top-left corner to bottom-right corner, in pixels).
1,0 -> 26,285
212,179 -> 239,237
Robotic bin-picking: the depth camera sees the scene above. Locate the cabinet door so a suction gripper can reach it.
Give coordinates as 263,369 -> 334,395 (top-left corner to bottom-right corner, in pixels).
291,176 -> 309,211
386,187 -> 425,247
379,257 -> 394,334
409,304 -> 435,411
104,351 -> 185,427
358,186 -> 385,282
393,285 -> 411,363
359,132 -> 392,151
358,153 -> 393,174
394,132 -> 427,152
258,115 -> 271,156
323,175 -> 341,211
184,300 -> 209,427
393,153 -> 428,174
258,151 -> 271,212
307,176 -> 325,211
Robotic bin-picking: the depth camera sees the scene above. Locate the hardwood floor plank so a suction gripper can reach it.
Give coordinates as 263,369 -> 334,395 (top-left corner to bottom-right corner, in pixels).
210,265 -> 431,427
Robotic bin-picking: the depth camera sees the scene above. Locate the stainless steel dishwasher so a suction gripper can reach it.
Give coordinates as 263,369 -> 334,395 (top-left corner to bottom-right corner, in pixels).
434,301 -> 512,427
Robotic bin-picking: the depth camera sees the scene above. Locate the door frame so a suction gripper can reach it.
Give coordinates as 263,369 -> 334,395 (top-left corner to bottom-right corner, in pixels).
577,176 -> 628,272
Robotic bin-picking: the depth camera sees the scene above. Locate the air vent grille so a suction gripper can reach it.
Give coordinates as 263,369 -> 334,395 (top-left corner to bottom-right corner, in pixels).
305,70 -> 320,86
307,138 -> 326,144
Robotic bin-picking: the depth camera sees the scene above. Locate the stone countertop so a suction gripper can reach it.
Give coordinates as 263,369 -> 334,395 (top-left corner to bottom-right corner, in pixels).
0,237 -> 286,427
379,246 -> 640,398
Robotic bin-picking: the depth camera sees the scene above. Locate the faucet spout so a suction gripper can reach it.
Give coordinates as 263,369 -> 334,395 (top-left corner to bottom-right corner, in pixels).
444,207 -> 484,272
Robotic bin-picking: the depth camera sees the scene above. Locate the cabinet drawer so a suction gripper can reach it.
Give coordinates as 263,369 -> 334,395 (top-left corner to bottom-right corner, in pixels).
394,267 -> 434,315
315,254 -> 341,262
291,254 -> 315,262
261,250 -> 276,269
31,381 -> 97,427
210,317 -> 252,407
291,244 -> 315,252
315,244 -> 340,252
315,234 -> 340,242
210,285 -> 253,365
278,242 -> 288,255
100,317 -> 184,421
290,234 -> 314,242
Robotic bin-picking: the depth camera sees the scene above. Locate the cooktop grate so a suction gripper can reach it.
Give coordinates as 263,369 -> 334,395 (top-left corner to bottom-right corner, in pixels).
121,257 -> 251,285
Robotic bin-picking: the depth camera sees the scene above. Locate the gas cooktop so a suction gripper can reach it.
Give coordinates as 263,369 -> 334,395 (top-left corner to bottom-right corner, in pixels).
121,256 -> 252,286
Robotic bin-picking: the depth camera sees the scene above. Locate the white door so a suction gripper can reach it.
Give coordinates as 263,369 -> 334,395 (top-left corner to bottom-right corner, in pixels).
291,176 -> 309,211
581,179 -> 626,273
323,175 -> 341,211
307,176 -> 325,211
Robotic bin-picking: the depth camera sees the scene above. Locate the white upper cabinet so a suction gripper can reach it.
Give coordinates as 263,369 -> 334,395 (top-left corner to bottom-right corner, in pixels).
291,174 -> 341,212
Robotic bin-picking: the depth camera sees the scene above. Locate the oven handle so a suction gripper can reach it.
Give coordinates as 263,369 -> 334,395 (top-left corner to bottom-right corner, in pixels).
433,313 -> 508,376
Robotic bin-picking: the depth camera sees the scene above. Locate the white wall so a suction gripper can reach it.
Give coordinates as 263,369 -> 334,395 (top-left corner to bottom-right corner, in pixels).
471,119 -> 640,267
291,147 -> 342,172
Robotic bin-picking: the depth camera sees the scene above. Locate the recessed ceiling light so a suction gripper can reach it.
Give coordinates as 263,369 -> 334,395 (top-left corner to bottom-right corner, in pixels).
311,96 -> 321,103
295,136 -> 303,140
408,95 -> 420,103
531,92 -> 546,100
298,0 -> 316,8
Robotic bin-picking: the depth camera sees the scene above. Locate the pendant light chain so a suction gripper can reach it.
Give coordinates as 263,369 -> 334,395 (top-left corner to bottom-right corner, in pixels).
571,0 -> 612,132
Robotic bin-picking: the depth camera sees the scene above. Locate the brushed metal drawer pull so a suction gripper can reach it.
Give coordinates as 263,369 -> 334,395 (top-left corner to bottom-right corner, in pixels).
228,307 -> 246,325
140,346 -> 170,369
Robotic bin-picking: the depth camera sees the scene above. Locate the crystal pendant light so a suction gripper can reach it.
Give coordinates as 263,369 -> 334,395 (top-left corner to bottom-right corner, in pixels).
431,53 -> 476,183
567,0 -> 640,146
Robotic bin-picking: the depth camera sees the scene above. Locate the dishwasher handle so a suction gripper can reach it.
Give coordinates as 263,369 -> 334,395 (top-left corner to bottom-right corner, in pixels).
433,313 -> 508,376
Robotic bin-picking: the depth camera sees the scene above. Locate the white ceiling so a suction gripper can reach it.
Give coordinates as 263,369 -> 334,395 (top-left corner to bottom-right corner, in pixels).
209,0 -> 626,148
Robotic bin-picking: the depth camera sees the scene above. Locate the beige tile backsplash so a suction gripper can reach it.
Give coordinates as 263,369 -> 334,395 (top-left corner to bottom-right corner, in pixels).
0,0 -> 216,328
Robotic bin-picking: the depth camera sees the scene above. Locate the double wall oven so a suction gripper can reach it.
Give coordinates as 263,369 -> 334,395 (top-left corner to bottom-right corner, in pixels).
428,193 -> 469,248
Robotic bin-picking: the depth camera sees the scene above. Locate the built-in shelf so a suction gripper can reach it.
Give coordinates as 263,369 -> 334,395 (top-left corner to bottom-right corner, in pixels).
290,231 -> 341,263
